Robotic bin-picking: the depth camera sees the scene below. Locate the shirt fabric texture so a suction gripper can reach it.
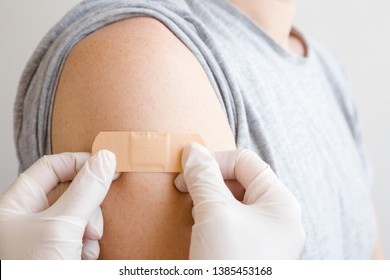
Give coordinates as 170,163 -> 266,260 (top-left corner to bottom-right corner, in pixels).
14,0 -> 375,259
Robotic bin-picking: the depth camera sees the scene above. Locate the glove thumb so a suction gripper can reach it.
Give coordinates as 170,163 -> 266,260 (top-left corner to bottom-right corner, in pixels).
175,143 -> 234,207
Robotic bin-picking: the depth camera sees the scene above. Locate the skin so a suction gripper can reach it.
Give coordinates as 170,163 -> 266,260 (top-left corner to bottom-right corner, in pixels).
49,0 -> 382,259
51,17 -> 237,259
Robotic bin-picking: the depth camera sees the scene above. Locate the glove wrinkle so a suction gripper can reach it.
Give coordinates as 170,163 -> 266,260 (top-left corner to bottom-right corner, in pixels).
176,143 -> 305,259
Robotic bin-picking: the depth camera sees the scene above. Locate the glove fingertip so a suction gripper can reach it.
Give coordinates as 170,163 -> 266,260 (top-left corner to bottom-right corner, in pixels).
95,150 -> 116,169
235,149 -> 269,189
182,142 -> 213,168
82,239 -> 100,260
84,207 -> 104,240
113,172 -> 122,181
174,173 -> 188,193
90,150 -> 117,184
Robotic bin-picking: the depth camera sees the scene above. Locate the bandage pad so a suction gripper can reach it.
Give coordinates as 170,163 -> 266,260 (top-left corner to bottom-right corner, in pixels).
92,132 -> 205,172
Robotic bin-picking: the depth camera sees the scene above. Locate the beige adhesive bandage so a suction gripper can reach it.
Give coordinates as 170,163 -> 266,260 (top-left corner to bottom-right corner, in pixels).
92,131 -> 205,173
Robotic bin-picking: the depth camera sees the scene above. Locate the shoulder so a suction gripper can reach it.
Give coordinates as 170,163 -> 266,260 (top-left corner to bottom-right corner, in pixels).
52,16 -> 235,153
74,16 -> 185,52
63,16 -> 198,86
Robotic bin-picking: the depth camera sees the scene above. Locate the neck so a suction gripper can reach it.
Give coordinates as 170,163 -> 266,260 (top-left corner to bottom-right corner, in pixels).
228,0 -> 296,49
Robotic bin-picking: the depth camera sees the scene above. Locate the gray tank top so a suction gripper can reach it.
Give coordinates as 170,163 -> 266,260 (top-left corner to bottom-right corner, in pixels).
14,0 -> 375,259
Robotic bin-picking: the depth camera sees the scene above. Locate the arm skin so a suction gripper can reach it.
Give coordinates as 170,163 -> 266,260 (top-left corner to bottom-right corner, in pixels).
51,17 -> 237,259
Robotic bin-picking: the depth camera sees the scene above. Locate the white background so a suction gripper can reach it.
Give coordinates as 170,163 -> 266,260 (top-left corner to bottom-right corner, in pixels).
2,260 -> 390,279
0,0 -> 389,259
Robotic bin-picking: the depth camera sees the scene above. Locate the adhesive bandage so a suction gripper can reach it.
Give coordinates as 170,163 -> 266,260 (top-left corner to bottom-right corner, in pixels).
92,131 -> 205,172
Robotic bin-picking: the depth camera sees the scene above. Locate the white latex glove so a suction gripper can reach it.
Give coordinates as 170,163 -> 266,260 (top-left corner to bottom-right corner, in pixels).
0,150 -> 117,260
175,143 -> 305,259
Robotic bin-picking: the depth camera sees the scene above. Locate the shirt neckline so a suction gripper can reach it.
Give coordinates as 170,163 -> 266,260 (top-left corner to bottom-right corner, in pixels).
215,0 -> 311,64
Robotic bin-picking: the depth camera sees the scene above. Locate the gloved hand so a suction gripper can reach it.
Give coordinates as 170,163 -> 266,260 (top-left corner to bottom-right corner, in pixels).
175,143 -> 305,259
0,150 -> 117,260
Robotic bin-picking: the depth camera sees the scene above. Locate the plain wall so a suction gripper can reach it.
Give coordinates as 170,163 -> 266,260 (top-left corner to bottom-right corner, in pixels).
0,0 -> 388,259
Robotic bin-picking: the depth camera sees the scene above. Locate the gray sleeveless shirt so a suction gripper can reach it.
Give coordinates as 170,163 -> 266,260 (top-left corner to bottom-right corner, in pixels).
14,0 -> 375,259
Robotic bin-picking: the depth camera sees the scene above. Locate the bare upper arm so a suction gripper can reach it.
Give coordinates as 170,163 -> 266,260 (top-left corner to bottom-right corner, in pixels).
51,17 -> 235,259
